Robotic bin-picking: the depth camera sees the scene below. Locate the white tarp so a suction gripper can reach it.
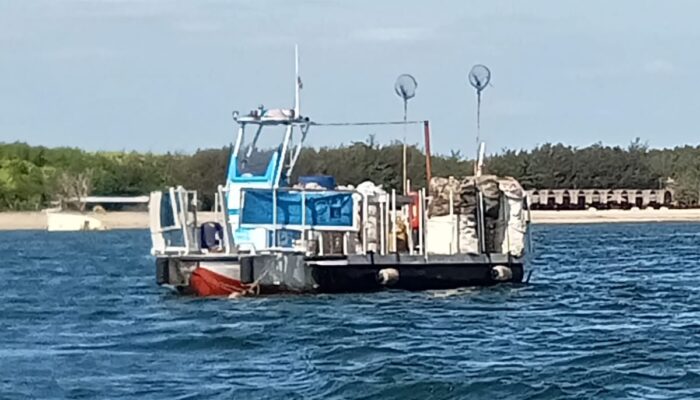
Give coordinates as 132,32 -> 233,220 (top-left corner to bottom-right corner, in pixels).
497,177 -> 527,257
426,175 -> 528,256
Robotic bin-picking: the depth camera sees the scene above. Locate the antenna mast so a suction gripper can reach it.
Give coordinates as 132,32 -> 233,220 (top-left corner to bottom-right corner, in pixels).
294,45 -> 301,118
468,64 -> 491,176
394,74 -> 418,194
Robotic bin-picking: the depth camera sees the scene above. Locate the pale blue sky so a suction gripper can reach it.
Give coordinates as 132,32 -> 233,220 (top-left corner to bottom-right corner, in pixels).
1,0 -> 698,156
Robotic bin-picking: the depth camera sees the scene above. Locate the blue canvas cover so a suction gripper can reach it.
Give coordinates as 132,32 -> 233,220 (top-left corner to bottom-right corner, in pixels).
298,175 -> 336,189
240,189 -> 354,228
269,229 -> 301,247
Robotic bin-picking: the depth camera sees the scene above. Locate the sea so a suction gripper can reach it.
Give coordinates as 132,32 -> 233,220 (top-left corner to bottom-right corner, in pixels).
1,223 -> 700,400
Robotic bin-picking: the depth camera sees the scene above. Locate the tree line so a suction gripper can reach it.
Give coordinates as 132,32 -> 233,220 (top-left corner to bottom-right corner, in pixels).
1,138 -> 699,211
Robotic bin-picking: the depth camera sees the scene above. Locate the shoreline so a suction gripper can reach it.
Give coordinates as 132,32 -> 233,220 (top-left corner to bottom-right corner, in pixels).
1,209 -> 700,231
529,209 -> 700,224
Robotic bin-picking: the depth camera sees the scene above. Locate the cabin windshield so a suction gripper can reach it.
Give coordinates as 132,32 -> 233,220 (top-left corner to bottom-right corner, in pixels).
236,125 -> 289,177
237,148 -> 277,176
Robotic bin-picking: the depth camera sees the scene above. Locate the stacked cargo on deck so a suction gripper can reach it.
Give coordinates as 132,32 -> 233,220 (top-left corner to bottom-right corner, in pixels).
426,175 -> 528,256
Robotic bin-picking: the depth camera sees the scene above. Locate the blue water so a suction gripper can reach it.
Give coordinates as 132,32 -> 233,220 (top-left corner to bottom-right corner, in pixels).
2,224 -> 700,399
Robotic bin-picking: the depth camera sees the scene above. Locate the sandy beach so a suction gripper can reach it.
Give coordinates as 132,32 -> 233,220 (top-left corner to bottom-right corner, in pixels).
530,209 -> 700,224
0,211 -> 150,230
1,209 -> 700,231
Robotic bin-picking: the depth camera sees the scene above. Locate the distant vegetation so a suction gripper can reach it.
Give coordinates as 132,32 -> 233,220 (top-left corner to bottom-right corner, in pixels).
1,139 -> 699,211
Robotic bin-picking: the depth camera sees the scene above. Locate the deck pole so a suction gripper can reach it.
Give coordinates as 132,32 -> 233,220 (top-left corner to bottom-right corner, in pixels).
385,197 -> 390,254
449,188 -> 454,254
379,200 -> 385,255
392,189 -> 397,253
421,188 -> 427,260
362,193 -> 368,254
301,190 -> 306,251
423,120 -> 433,184
272,188 -> 277,248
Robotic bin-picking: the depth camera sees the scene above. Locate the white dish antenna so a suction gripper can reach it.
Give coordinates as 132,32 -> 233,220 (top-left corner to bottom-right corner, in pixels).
468,64 -> 491,175
394,74 -> 418,194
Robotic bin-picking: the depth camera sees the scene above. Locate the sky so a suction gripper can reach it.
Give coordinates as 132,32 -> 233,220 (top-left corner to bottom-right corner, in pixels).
1,0 -> 699,156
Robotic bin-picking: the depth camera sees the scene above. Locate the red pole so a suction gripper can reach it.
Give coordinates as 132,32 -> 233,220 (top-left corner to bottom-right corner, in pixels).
423,120 -> 432,185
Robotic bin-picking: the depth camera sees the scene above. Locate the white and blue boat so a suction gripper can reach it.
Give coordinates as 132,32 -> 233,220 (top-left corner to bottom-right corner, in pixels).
147,49 -> 531,297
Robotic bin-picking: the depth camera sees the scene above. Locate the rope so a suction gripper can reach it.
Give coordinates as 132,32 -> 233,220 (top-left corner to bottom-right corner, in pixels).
310,120 -> 425,127
228,270 -> 270,298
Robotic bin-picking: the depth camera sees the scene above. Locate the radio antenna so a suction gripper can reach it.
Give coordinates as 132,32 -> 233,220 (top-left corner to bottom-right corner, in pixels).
468,64 -> 491,175
294,45 -> 301,118
394,73 -> 418,194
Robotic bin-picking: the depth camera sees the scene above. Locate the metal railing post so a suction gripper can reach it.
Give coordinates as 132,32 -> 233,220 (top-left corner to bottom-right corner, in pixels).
379,200 -> 385,255
420,188 -> 427,260
385,197 -> 390,254
362,193 -> 368,254
417,188 -> 423,256
449,187 -> 454,254
177,187 -> 190,254
238,188 -> 244,230
301,190 -> 306,251
477,190 -> 486,254
219,185 -> 233,254
318,231 -> 324,256
391,189 -> 397,253
272,188 -> 278,248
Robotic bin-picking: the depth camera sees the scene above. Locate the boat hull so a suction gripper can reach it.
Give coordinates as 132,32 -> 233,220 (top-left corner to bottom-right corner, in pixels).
308,261 -> 524,293
156,253 -> 525,296
156,256 -> 246,297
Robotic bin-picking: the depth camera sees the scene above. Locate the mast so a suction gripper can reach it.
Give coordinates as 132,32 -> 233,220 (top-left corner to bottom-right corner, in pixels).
294,44 -> 301,118
468,64 -> 491,176
468,64 -> 491,254
402,98 -> 407,194
393,74 -> 417,194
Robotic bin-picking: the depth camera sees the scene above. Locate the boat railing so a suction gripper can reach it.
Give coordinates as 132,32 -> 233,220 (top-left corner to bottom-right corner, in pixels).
150,186 -> 236,256
151,183 -> 529,259
214,185 -> 235,254
229,186 -> 366,255
150,182 -> 526,259
152,182 -> 530,260
149,186 -> 196,255
216,184 -> 432,257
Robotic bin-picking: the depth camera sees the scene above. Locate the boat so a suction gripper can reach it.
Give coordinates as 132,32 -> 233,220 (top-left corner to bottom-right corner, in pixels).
147,50 -> 531,297
46,211 -> 106,232
46,196 -> 149,232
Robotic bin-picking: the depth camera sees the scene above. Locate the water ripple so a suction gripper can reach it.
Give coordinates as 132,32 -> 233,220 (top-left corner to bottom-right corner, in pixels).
1,224 -> 700,399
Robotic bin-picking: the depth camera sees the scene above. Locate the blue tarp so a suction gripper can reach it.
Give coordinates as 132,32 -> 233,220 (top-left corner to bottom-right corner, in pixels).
299,175 -> 336,189
240,189 -> 354,228
269,229 -> 301,247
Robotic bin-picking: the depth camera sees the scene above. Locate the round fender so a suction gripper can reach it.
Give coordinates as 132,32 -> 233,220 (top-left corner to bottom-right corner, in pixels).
491,265 -> 513,282
377,268 -> 400,286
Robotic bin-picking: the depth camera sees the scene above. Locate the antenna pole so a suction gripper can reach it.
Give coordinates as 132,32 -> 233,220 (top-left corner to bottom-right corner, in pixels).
474,90 -> 481,175
469,64 -> 490,175
294,44 -> 300,118
476,90 -> 481,147
423,120 -> 432,183
476,142 -> 485,177
394,74 -> 417,193
402,99 -> 408,194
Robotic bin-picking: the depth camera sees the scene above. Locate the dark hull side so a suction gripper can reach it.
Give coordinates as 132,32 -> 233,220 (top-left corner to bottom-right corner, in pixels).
156,253 -> 526,296
302,253 -> 524,293
309,263 -> 524,293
